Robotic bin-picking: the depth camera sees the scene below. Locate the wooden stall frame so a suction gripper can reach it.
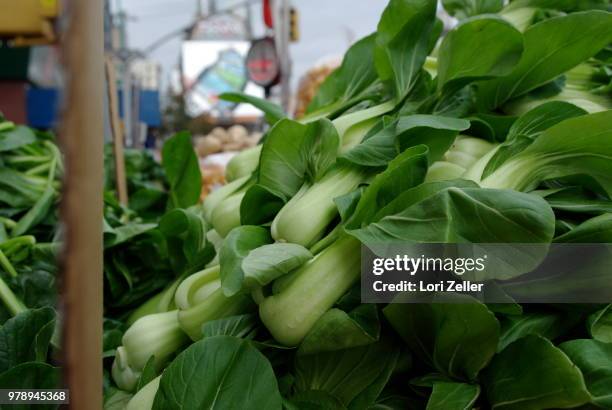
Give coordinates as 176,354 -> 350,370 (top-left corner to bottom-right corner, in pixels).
59,0 -> 104,408
105,55 -> 129,205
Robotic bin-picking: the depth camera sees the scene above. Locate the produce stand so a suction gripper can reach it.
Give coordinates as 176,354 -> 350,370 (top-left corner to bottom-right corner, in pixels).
102,1 -> 612,408
1,1 -> 611,410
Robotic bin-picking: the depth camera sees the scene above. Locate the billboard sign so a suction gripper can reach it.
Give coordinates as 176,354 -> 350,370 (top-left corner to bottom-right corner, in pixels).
182,40 -> 265,118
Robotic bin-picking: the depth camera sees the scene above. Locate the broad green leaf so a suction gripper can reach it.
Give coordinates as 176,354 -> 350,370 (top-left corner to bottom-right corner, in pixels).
334,188 -> 363,222
549,195 -> 612,215
396,116 -> 471,161
507,101 -> 587,139
295,339 -> 399,408
103,318 -> 125,357
560,339 -> 612,408
104,222 -> 157,249
346,145 -> 428,227
219,92 -> 286,125
258,118 -> 339,201
341,115 -> 469,167
219,226 -> 271,296
153,336 -> 282,410
371,395 -> 424,409
104,389 -> 133,410
481,111 -> 612,195
555,214 -> 612,243
298,305 -> 380,355
242,243 -> 312,289
307,34 -> 379,115
375,0 -> 438,101
347,343 -> 402,410
371,179 -> 478,221
482,101 -> 587,178
240,183 -> 285,225
0,362 -> 61,410
128,186 -> 166,214
426,382 -> 480,410
201,314 -> 258,339
0,125 -> 37,152
304,119 -> 340,182
502,0 -> 591,13
498,312 -> 578,351
437,17 -> 523,92
477,11 -> 612,109
159,208 -> 215,273
353,186 -> 554,280
286,390 -> 346,410
442,0 -> 503,19
483,335 -> 590,410
465,112 -> 517,142
588,305 -> 612,343
431,85 -> 476,118
351,187 -> 555,245
161,131 -> 202,208
340,121 -> 398,167
0,307 -> 56,373
135,356 -> 157,392
384,295 -> 500,381
537,186 -> 612,215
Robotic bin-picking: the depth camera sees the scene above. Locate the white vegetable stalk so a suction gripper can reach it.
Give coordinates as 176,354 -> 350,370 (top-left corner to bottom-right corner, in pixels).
499,6 -> 537,32
211,188 -> 248,237
174,265 -> 253,340
332,100 -> 395,136
259,234 -> 361,346
424,56 -> 437,77
126,277 -> 182,326
225,145 -> 262,182
112,310 -> 187,392
178,288 -> 253,341
332,100 -> 395,146
479,154 -> 548,192
202,175 -> 250,222
125,376 -> 161,410
271,166 -> 367,247
174,265 -> 221,310
428,136 -> 497,182
339,117 -> 380,153
462,145 -> 501,182
504,88 -> 612,115
425,161 -> 466,182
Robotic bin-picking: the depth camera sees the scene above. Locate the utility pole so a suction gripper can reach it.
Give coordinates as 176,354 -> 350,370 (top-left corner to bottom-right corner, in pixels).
112,3 -> 134,146
273,0 -> 291,112
196,0 -> 203,18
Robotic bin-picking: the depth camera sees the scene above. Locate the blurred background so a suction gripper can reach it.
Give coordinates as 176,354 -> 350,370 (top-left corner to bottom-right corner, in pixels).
1,0 -> 412,197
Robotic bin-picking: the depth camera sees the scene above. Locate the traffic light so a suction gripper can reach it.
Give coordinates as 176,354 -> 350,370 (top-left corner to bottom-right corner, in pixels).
289,7 -> 299,42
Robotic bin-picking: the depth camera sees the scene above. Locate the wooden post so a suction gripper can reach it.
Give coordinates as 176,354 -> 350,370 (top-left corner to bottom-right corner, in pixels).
59,0 -> 104,408
105,55 -> 129,205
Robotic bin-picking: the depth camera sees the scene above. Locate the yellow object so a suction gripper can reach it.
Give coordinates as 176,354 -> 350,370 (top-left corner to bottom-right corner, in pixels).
289,7 -> 299,42
0,0 -> 59,45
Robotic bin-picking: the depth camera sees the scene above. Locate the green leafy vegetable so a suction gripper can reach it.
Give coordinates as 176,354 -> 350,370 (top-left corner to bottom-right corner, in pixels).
153,336 -> 283,410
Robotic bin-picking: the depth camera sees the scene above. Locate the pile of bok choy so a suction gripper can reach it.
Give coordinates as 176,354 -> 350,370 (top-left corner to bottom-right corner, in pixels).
106,1 -> 612,409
